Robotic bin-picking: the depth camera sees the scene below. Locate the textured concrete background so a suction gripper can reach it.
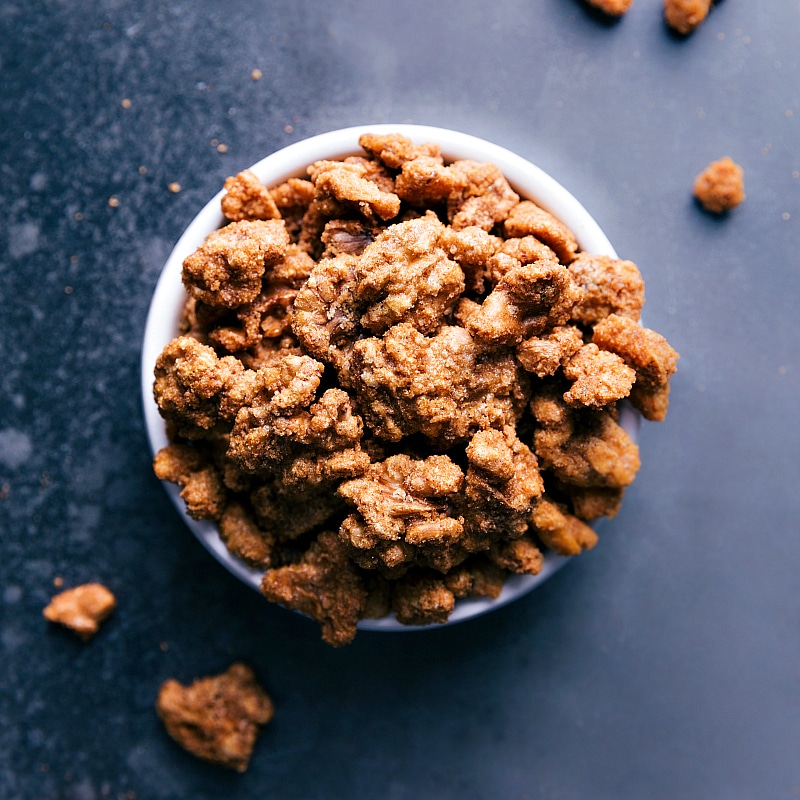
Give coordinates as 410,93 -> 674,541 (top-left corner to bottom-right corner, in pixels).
1,1 -> 798,798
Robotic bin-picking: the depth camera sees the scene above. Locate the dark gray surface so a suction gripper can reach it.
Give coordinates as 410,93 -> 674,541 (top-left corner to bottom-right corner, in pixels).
1,1 -> 798,798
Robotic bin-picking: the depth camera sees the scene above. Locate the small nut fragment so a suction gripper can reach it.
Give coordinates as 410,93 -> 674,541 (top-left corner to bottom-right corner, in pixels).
156,662 -> 274,772
43,583 -> 116,640
693,157 -> 745,214
584,0 -> 633,16
664,0 -> 712,35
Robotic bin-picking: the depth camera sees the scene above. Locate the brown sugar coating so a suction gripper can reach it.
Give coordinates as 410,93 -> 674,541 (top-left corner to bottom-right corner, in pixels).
693,157 -> 746,214
664,0 -> 712,35
260,531 -> 367,646
182,220 -> 290,309
43,583 -> 116,640
156,662 -> 273,772
569,253 -> 645,325
152,132 -> 678,642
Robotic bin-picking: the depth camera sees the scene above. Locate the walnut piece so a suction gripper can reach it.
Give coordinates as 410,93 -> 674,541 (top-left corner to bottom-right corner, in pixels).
43,583 -> 116,640
260,531 -> 367,646
664,0 -> 712,35
156,662 -> 273,772
693,156 -> 745,214
182,220 -> 290,309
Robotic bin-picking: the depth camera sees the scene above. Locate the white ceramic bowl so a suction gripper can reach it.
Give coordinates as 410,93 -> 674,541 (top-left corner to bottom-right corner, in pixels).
141,124 -> 640,631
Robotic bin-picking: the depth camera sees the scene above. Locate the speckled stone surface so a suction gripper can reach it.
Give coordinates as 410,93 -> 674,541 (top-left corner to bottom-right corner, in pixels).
1,2 -> 798,798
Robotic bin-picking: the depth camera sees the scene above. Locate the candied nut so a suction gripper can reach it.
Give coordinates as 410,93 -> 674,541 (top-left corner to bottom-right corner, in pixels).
43,583 -> 116,640
338,454 -> 466,574
154,444 -> 227,520
218,502 -> 276,568
693,157 -> 745,214
392,573 -> 455,626
350,323 -> 529,446
462,260 -> 582,345
221,170 -> 280,221
569,253 -> 645,324
592,314 -> 679,421
504,201 -> 579,264
664,0 -> 712,35
291,254 -> 361,378
269,178 -> 316,240
568,485 -> 625,520
531,390 -> 641,489
562,343 -> 636,409
445,557 -> 508,598
487,538 -> 544,575
260,531 -> 367,646
355,214 -> 465,335
359,132 -> 442,169
438,225 -> 502,294
395,156 -> 464,206
517,325 -> 584,378
182,220 -> 291,309
447,160 -> 520,231
584,0 -> 633,15
309,159 -> 401,221
531,498 -> 598,556
156,662 -> 273,772
153,336 -> 246,439
463,427 -> 544,552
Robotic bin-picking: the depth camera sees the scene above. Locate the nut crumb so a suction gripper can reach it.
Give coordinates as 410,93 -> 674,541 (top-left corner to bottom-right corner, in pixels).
108,196 -> 119,208
43,582 -> 116,640
121,98 -> 131,109
168,182 -> 182,194
251,69 -> 263,80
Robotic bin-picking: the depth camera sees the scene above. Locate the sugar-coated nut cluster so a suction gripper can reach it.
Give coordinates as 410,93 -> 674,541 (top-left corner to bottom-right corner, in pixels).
152,132 -> 679,646
693,157 -> 746,214
43,583 -> 116,640
156,663 -> 274,772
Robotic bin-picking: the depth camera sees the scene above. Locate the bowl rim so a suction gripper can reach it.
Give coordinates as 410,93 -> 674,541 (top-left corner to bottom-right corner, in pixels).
140,123 -> 640,631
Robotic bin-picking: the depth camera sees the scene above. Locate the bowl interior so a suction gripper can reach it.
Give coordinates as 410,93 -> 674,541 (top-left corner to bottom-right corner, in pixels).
141,124 -> 640,631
